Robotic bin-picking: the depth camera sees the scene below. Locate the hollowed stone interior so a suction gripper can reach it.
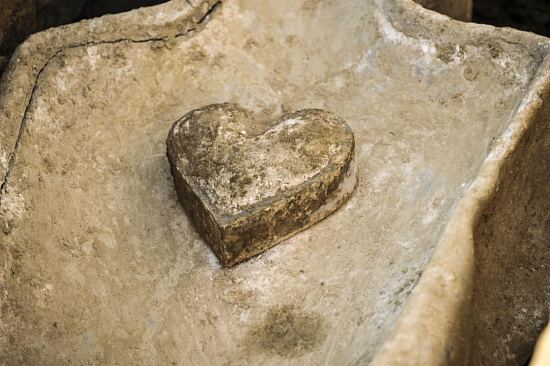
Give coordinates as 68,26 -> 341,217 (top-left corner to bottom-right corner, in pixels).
0,0 -> 548,364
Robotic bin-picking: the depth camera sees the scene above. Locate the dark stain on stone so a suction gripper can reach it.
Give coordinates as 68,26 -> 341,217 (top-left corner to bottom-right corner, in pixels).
437,43 -> 456,63
244,304 -> 328,358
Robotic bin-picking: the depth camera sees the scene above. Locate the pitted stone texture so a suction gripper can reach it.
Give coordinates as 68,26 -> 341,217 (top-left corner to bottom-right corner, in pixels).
166,103 -> 356,266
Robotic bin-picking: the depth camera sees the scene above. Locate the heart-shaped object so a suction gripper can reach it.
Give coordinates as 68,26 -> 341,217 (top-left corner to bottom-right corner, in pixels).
166,103 -> 356,266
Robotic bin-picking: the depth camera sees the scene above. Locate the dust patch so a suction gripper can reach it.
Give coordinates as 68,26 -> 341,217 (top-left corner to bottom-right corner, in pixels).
243,304 -> 328,358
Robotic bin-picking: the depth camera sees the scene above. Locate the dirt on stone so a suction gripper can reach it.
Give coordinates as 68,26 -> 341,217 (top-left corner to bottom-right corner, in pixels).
245,304 -> 328,358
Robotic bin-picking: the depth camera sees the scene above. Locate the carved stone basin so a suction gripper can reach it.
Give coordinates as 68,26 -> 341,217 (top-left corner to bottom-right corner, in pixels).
0,0 -> 548,365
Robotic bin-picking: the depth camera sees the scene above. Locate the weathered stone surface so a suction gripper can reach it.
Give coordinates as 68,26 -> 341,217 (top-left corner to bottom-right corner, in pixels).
166,103 -> 356,266
0,0 -> 549,364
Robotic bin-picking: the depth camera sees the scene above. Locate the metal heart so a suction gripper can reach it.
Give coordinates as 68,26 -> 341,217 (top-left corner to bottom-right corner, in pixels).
167,103 -> 356,266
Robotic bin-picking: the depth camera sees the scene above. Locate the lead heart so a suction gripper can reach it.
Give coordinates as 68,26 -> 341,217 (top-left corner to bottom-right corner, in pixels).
166,103 -> 357,266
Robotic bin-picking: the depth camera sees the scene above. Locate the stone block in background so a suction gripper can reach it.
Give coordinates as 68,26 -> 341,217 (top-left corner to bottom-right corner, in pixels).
415,0 -> 472,21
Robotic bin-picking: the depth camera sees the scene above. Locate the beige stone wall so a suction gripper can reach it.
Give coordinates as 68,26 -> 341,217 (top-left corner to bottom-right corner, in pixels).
471,59 -> 550,365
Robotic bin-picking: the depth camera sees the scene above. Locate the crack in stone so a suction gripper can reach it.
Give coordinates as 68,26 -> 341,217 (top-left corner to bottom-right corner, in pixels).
197,0 -> 222,24
0,0 -> 222,202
